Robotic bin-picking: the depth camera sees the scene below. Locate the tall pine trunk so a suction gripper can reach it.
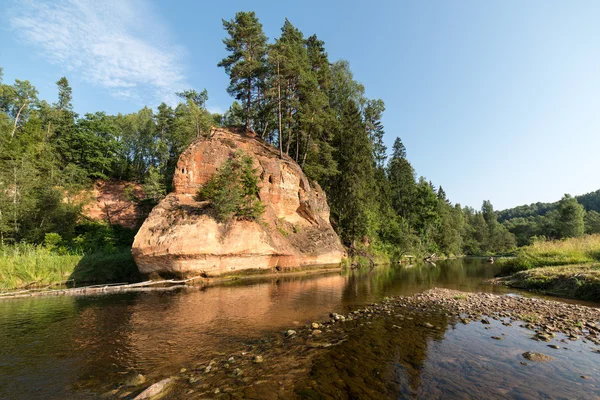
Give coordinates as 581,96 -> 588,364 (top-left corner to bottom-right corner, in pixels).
277,63 -> 283,159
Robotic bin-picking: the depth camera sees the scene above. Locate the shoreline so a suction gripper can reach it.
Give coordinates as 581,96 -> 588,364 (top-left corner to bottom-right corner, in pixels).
0,264 -> 344,300
492,264 -> 600,302
106,288 -> 600,399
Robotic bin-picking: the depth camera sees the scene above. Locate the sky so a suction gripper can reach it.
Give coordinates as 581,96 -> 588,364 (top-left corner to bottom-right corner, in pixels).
1,0 -> 599,210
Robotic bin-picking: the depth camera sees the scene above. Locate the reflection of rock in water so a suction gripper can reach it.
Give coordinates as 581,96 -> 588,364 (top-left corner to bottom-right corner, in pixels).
70,295 -> 139,391
296,311 -> 449,398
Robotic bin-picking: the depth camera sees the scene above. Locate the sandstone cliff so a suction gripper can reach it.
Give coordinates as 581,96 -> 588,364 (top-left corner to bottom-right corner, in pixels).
81,180 -> 148,229
132,127 -> 345,278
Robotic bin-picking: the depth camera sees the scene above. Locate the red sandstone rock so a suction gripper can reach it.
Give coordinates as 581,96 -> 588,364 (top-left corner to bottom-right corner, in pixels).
81,180 -> 146,229
132,127 -> 345,277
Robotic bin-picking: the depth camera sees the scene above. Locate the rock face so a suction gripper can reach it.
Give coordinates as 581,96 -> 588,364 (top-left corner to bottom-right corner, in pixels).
132,127 -> 345,278
81,180 -> 148,229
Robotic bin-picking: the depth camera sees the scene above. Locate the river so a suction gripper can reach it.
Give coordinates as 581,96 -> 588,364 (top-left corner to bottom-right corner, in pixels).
1,259 -> 599,399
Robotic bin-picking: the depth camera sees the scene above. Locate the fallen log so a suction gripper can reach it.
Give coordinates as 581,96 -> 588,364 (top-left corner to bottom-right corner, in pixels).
0,276 -> 205,300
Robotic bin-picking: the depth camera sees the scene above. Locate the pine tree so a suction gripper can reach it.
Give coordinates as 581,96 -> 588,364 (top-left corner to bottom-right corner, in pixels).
364,99 -> 386,167
329,100 -> 376,244
218,11 -> 268,128
387,137 -> 415,220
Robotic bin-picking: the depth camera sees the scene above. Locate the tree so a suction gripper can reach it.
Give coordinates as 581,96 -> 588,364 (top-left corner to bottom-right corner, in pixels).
329,60 -> 365,113
392,137 -> 407,159
175,89 -> 211,139
268,19 -> 310,158
387,137 -> 415,220
218,11 -> 268,128
329,100 -> 376,244
197,151 -> 265,222
143,166 -> 166,204
223,101 -> 244,126
55,77 -> 73,111
584,210 -> 600,234
300,34 -> 335,170
4,79 -> 39,137
70,112 -> 120,179
364,99 -> 386,167
556,194 -> 585,238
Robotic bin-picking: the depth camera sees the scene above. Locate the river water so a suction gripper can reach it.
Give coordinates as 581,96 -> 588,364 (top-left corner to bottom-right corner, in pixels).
1,259 -> 599,399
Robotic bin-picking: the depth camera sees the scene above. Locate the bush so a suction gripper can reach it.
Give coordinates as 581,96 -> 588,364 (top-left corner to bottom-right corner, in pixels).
197,151 -> 265,222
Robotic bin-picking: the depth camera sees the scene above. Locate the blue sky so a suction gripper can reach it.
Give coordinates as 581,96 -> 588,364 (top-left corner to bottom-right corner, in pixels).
1,0 -> 599,210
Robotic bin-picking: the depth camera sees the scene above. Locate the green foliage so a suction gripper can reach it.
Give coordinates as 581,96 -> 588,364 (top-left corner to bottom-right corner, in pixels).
556,194 -> 585,238
0,244 -> 138,291
197,151 -> 265,222
500,264 -> 600,301
0,244 -> 82,291
329,100 -> 376,244
500,234 -> 600,274
499,189 -> 600,245
585,210 -> 600,234
218,11 -> 268,127
143,166 -> 166,204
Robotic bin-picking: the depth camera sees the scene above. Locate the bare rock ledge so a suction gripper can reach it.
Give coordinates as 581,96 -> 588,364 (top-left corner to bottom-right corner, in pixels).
132,127 -> 345,278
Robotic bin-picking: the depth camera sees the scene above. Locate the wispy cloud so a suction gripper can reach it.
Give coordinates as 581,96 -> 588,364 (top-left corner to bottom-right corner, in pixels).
8,0 -> 188,104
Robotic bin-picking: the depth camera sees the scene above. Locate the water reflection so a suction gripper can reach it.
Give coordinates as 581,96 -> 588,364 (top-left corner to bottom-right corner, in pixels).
0,259 -> 594,399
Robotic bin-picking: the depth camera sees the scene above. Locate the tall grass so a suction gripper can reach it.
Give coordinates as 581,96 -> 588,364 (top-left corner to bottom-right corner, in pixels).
500,234 -> 600,274
0,244 -> 82,291
500,264 -> 600,301
0,244 -> 139,291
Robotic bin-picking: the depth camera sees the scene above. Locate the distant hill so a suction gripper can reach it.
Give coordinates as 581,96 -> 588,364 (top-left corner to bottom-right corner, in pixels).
498,189 -> 600,222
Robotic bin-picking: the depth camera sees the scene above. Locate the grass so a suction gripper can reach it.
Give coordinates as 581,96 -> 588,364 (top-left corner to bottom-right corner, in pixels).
0,245 -> 139,291
0,248 -> 82,291
499,264 -> 600,302
499,234 -> 600,275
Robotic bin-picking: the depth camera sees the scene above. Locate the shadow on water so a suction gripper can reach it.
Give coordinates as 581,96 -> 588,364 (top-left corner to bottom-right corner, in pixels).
297,312 -> 450,399
67,249 -> 141,287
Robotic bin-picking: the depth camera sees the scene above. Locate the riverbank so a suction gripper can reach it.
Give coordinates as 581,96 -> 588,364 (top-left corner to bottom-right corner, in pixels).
0,247 -> 138,291
494,264 -> 600,301
0,265 -> 344,299
499,234 -> 600,275
105,288 -> 600,399
494,235 -> 600,301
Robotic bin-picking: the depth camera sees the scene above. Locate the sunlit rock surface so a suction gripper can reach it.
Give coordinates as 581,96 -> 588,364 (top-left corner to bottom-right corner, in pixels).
132,127 -> 345,277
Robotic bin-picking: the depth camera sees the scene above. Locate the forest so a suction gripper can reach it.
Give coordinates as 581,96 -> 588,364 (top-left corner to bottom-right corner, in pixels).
0,11 -> 594,271
499,191 -> 600,246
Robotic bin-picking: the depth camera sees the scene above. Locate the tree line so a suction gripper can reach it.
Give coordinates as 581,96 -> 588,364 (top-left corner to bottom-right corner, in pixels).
0,11 -> 520,258
215,11 -> 515,258
500,193 -> 600,246
0,68 -> 216,248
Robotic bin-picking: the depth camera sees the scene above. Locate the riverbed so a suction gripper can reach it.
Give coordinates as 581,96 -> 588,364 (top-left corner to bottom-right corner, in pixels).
1,259 -> 598,399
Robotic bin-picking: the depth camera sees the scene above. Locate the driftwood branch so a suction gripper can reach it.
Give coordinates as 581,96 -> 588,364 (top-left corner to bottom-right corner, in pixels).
423,253 -> 436,261
0,276 -> 205,300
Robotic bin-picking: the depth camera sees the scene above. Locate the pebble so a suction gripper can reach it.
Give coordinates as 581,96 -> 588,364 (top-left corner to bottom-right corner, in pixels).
522,352 -> 553,362
133,378 -> 173,400
125,374 -> 146,387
